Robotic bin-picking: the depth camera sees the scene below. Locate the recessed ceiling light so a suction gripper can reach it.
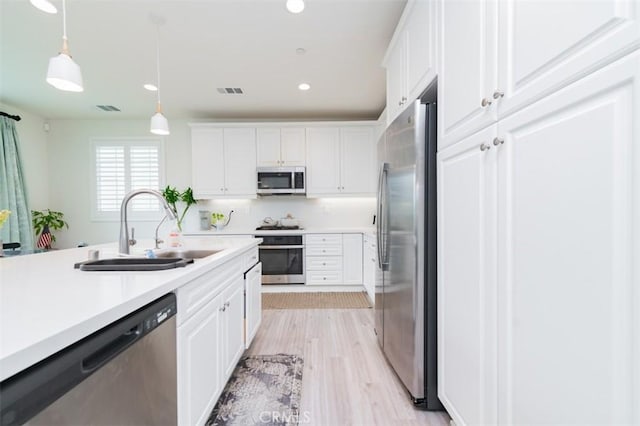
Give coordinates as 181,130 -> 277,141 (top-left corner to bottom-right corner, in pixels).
298,83 -> 310,91
144,83 -> 158,91
296,48 -> 306,55
30,0 -> 57,14
286,0 -> 305,14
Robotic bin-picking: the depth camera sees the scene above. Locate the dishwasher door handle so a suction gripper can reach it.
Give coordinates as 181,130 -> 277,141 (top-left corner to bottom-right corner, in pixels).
81,324 -> 142,373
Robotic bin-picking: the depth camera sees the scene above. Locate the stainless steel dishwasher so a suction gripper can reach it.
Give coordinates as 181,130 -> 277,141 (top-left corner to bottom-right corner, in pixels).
0,293 -> 177,426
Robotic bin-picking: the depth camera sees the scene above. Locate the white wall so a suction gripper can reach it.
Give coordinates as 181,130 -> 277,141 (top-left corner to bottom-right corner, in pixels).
46,118 -> 192,248
0,102 -> 49,211
45,118 -> 376,248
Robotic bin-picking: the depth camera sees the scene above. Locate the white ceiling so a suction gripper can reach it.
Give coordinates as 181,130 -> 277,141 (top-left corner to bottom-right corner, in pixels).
0,0 -> 406,121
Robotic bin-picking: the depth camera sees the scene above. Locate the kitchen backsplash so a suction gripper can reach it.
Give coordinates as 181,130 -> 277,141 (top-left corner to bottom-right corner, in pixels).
181,197 -> 376,232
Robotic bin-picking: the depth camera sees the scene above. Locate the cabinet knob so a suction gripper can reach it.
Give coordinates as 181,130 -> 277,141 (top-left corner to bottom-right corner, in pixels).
481,98 -> 492,107
322,262 -> 326,266
225,301 -> 230,307
220,188 -> 224,191
493,137 -> 504,146
341,186 -> 345,190
480,143 -> 491,152
220,306 -> 226,312
493,90 -> 504,100
323,277 -> 327,280
398,100 -> 403,106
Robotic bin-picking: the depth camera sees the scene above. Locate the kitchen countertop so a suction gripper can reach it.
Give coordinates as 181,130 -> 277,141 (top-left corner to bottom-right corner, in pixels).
0,236 -> 260,382
185,227 -> 376,236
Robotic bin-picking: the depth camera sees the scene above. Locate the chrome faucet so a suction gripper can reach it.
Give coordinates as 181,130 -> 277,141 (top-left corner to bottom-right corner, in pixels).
119,189 -> 178,255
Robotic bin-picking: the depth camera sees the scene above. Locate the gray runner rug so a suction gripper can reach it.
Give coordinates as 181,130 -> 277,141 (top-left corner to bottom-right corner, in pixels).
206,354 -> 304,426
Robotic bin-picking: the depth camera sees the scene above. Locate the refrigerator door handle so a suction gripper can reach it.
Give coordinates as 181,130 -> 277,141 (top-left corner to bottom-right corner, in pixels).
377,163 -> 389,269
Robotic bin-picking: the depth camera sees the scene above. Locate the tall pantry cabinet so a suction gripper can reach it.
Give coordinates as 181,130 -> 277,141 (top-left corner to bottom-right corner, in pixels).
436,0 -> 640,425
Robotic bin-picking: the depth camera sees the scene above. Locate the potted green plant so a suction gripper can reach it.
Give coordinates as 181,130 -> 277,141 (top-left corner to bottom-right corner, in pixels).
161,186 -> 197,231
32,209 -> 68,249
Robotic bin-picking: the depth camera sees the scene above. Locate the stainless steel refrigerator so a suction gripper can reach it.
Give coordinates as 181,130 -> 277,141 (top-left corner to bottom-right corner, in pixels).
375,85 -> 441,410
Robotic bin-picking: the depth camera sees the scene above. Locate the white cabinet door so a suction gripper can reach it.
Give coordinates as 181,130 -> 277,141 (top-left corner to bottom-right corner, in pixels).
245,262 -> 262,349
497,0 -> 640,118
223,128 -> 256,196
439,0 -> 497,149
405,0 -> 435,98
386,37 -> 406,122
280,128 -> 306,166
177,293 -> 222,426
342,234 -> 363,285
340,127 -> 375,195
256,128 -> 281,167
306,127 -> 341,195
495,52 -> 640,426
221,276 -> 245,379
191,128 -> 225,197
437,124 -> 498,426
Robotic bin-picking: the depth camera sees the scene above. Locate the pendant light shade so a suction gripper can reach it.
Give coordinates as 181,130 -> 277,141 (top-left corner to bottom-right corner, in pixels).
47,0 -> 83,92
47,52 -> 83,92
30,0 -> 57,14
150,20 -> 170,135
150,103 -> 170,135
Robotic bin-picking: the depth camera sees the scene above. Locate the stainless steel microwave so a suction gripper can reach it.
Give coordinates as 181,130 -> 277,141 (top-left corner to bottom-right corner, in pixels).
256,167 -> 306,195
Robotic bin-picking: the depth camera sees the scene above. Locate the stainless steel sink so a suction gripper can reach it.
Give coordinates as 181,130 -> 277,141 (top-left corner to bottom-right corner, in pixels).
154,249 -> 221,259
77,257 -> 193,271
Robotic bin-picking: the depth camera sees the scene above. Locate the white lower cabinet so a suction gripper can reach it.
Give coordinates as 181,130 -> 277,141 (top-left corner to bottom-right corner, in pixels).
244,262 -> 262,349
438,53 -> 640,426
362,233 -> 377,304
176,252 -> 260,426
177,290 -> 223,426
305,234 -> 362,285
221,276 -> 245,379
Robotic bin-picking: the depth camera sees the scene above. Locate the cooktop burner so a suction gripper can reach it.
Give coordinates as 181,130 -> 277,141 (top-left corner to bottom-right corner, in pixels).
255,225 -> 302,231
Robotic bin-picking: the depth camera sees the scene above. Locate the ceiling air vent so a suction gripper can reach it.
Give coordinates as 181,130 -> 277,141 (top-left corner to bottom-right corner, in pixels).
96,105 -> 121,112
216,88 -> 244,94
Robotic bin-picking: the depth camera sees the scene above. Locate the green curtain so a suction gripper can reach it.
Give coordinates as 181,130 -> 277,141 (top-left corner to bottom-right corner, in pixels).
0,116 -> 34,250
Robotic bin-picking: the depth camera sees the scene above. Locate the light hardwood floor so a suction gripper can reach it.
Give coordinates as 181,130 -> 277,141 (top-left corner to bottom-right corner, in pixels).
246,308 -> 450,426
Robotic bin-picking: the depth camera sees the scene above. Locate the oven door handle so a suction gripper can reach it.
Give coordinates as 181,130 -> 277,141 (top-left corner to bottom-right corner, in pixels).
259,245 -> 305,249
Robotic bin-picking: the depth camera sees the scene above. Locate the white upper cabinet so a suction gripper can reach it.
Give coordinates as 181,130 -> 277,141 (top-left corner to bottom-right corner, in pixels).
256,127 -> 306,167
497,0 -> 640,118
306,127 -> 341,195
256,128 -> 281,167
340,127 -> 375,194
191,128 -> 226,197
190,126 -> 257,199
438,0 -> 498,149
280,128 -> 306,166
384,0 -> 437,124
306,126 -> 375,196
439,0 -> 640,150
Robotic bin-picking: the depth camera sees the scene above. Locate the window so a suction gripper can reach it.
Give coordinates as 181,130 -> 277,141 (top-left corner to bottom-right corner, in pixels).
91,138 -> 165,221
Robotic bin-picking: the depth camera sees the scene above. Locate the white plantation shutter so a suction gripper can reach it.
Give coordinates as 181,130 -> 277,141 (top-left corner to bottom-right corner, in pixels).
95,146 -> 125,212
92,138 -> 164,220
130,146 -> 160,212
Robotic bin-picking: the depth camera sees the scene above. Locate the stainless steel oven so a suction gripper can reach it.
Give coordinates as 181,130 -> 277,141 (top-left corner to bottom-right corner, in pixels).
258,235 -> 305,284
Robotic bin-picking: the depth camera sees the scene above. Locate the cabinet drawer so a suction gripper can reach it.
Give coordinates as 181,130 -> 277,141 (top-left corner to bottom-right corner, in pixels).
305,234 -> 342,245
306,256 -> 342,271
176,256 -> 242,326
306,270 -> 343,285
306,245 -> 342,256
242,247 -> 259,271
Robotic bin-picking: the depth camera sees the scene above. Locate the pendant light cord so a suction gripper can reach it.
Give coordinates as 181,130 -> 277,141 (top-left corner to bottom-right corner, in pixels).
156,24 -> 162,108
61,0 -> 69,53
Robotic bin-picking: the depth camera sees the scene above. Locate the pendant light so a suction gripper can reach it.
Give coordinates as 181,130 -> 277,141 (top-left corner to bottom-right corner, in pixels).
30,0 -> 57,14
46,0 -> 83,92
150,22 -> 169,136
286,0 -> 305,14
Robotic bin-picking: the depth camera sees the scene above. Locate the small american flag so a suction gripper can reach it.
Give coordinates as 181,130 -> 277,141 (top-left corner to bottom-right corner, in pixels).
37,225 -> 52,249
